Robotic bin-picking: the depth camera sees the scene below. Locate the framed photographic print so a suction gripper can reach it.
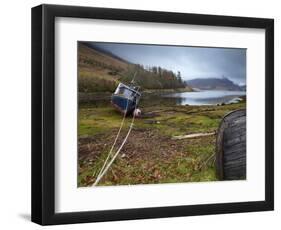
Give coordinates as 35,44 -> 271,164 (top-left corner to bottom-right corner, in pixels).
31,4 -> 274,225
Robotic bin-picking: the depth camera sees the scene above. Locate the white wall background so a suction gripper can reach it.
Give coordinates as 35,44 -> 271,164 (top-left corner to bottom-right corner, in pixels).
0,0 -> 279,229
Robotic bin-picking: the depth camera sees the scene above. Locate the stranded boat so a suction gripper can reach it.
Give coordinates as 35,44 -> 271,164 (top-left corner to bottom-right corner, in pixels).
111,82 -> 141,115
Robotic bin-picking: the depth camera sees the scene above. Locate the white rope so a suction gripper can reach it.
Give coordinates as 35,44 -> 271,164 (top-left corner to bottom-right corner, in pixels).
93,100 -> 129,182
92,103 -> 137,186
93,111 -> 136,186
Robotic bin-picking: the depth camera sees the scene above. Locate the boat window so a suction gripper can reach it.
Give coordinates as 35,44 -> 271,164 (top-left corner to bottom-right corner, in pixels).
123,89 -> 133,98
114,87 -> 125,95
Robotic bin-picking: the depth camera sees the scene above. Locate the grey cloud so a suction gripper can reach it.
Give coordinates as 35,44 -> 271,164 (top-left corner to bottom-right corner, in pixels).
89,42 -> 246,85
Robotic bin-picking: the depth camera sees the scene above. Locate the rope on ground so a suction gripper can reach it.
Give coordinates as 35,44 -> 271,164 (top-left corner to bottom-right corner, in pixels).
92,92 -> 137,186
93,108 -> 137,186
93,100 -> 129,183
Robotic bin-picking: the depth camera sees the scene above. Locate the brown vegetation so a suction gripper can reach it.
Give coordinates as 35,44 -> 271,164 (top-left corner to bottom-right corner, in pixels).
78,43 -> 189,93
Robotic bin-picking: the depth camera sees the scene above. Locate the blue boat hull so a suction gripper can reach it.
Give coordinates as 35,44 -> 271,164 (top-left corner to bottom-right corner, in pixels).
111,95 -> 136,115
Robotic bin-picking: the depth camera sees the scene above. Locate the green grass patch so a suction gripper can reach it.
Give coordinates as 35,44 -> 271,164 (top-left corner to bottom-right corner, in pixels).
78,100 -> 245,186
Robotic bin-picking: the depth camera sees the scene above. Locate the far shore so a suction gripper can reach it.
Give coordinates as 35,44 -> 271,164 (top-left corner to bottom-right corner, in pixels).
79,87 -> 246,104
79,87 -> 193,103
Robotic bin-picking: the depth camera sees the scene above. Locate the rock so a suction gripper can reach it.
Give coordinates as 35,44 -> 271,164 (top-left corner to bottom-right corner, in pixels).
144,120 -> 160,124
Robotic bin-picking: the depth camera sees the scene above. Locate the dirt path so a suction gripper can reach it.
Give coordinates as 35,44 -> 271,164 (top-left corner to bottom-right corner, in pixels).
79,128 -> 188,161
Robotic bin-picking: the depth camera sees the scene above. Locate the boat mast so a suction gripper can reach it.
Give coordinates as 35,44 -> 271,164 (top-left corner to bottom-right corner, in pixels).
131,71 -> 137,84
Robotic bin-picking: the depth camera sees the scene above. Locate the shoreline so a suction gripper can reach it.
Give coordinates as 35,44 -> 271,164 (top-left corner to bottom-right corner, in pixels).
79,89 -> 246,107
79,87 -> 193,103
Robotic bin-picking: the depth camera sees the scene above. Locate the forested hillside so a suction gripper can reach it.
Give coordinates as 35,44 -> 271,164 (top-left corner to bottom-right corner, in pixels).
78,43 -> 191,92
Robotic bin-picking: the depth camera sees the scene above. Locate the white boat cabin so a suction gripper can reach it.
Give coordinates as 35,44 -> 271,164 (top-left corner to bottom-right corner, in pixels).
114,83 -> 141,101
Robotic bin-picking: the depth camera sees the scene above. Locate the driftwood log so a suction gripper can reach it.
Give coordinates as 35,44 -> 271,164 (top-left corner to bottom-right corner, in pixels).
216,109 -> 246,180
172,132 -> 215,140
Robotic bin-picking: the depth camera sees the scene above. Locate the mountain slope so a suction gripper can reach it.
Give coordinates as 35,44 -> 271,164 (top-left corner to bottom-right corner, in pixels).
78,43 -> 190,93
186,77 -> 242,91
240,85 -> 246,91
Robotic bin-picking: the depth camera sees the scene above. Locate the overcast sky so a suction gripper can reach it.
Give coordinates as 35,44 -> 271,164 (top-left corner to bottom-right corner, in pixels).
90,42 -> 246,85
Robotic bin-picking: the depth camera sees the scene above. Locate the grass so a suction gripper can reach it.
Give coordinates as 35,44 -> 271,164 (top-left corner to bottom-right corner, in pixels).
78,99 -> 246,187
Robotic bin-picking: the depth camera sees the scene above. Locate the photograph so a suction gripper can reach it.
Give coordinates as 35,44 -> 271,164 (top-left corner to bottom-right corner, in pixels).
30,3 -> 274,225
77,42 -> 246,187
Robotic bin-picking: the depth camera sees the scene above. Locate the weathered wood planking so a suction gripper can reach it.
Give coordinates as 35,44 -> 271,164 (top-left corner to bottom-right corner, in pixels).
216,109 -> 246,180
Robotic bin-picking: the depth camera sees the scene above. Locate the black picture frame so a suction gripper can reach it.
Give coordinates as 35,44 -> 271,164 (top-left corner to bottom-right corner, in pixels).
31,4 -> 274,225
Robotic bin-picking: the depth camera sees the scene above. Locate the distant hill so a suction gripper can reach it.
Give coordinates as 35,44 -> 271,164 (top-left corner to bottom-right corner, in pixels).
240,85 -> 246,91
78,43 -> 192,93
186,77 -> 243,91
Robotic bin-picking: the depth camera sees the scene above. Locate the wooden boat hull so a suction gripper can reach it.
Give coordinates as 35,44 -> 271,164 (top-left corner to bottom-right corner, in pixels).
216,109 -> 246,180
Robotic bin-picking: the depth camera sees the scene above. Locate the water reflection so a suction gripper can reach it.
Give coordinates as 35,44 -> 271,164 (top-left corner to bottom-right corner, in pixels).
162,90 -> 246,105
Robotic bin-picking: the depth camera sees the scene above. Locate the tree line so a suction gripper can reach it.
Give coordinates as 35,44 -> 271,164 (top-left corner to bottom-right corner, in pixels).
79,55 -> 186,92
120,64 -> 186,90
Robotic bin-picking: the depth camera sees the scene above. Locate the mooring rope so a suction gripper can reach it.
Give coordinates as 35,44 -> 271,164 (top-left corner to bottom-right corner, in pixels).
93,100 -> 129,184
93,110 -> 136,186
92,98 -> 137,186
